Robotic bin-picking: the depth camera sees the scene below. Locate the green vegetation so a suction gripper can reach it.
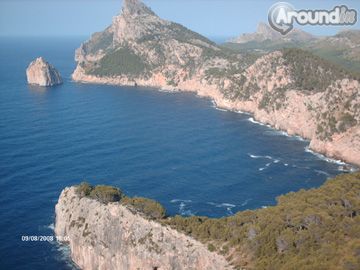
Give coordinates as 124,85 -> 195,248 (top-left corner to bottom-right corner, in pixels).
338,113 -> 358,133
164,173 -> 360,270
223,35 -> 360,73
76,182 -> 123,204
77,173 -> 360,269
84,28 -> 114,55
121,196 -> 166,220
258,87 -> 287,112
89,47 -> 147,77
76,183 -> 166,219
282,48 -> 358,92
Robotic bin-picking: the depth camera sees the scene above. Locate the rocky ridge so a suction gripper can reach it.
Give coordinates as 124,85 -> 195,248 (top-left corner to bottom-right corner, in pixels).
72,0 -> 360,166
55,186 -> 232,270
229,22 -> 315,44
26,57 -> 62,87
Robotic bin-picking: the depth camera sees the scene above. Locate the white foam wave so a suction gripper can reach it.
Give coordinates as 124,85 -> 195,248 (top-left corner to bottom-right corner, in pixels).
259,167 -> 266,171
234,109 -> 251,115
47,223 -> 55,231
241,199 -> 251,207
210,100 -> 229,112
248,117 -> 266,126
170,199 -> 192,203
207,202 -> 236,208
171,199 -> 194,216
305,146 -> 347,166
159,88 -> 179,93
337,165 -> 358,173
207,202 -> 236,215
215,107 -> 228,112
314,170 -> 330,177
248,154 -> 273,160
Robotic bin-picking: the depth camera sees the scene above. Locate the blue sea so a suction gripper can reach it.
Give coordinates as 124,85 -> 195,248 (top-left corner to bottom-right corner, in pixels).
0,37 -> 351,269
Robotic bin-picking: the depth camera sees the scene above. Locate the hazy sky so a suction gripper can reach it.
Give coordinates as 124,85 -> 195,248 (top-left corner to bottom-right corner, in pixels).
0,0 -> 359,39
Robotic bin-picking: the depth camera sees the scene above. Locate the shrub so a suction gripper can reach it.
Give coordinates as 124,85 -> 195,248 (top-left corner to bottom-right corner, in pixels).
208,243 -> 216,252
121,196 -> 166,220
282,48 -> 356,92
76,182 -> 93,197
90,47 -> 147,77
89,185 -> 123,204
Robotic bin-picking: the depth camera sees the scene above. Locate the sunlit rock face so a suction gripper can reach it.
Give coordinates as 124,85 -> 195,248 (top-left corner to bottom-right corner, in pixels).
55,187 -> 232,270
26,57 -> 62,87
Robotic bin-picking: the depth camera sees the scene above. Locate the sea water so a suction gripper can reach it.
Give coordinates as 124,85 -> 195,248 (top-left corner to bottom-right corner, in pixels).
0,37 -> 351,269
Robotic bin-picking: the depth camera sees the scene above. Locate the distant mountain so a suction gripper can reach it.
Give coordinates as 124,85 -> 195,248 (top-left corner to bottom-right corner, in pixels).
225,23 -> 360,72
229,22 -> 315,44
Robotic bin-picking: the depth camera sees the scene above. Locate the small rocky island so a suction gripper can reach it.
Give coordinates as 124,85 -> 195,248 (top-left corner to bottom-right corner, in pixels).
26,57 -> 62,87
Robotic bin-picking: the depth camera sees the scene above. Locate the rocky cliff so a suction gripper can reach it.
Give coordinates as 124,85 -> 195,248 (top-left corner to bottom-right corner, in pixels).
72,0 -> 360,166
26,57 -> 62,86
55,186 -> 232,270
55,173 -> 360,270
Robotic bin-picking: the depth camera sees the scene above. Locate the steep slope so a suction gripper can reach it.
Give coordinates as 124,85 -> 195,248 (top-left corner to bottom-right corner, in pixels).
72,0 -> 360,166
56,173 -> 360,270
26,57 -> 62,86
55,185 -> 232,270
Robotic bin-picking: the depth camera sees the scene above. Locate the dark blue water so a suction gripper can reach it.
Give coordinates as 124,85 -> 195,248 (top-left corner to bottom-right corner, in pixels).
0,37 -> 349,269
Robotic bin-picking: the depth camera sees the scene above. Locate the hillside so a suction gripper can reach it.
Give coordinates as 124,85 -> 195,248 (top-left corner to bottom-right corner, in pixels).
72,0 -> 360,166
225,23 -> 360,72
56,173 -> 360,269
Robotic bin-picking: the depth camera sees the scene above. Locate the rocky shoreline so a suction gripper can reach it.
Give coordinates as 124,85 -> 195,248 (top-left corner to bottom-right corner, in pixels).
72,66 -> 360,168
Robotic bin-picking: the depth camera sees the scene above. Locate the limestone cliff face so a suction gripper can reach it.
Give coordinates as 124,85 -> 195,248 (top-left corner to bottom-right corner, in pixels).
71,0 -> 360,166
26,57 -> 62,86
55,187 -> 232,270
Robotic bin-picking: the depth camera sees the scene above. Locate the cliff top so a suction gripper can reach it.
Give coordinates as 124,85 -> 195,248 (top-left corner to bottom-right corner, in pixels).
61,172 -> 360,269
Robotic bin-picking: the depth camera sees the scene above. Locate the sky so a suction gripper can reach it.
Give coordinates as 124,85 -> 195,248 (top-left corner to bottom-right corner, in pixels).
0,0 -> 359,40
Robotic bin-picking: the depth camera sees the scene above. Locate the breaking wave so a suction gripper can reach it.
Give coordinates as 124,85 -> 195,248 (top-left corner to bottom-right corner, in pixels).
305,147 -> 347,166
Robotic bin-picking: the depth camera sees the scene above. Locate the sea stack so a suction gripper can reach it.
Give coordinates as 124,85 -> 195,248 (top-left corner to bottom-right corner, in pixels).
26,57 -> 62,87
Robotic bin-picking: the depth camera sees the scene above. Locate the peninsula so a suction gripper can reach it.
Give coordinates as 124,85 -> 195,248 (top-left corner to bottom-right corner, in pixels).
55,173 -> 360,269
72,0 -> 360,166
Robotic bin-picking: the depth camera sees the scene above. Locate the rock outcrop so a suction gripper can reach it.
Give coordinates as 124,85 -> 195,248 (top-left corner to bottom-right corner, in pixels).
55,186 -> 232,270
26,57 -> 62,86
71,0 -> 360,166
